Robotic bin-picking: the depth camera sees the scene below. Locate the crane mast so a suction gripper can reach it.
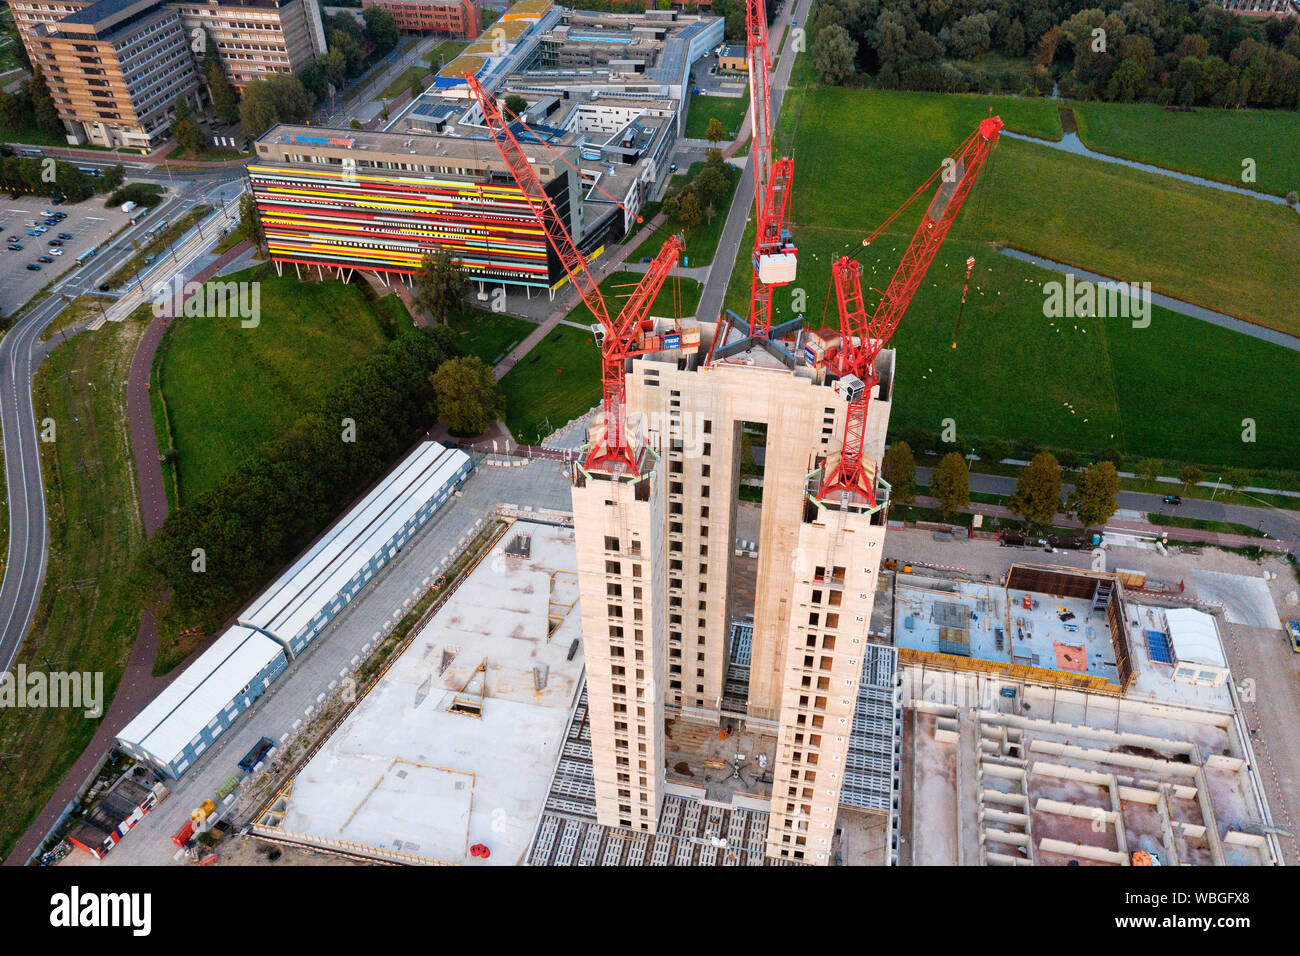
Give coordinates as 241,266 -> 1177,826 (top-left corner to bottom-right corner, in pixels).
819,115 -> 1003,504
743,0 -> 795,340
465,74 -> 687,474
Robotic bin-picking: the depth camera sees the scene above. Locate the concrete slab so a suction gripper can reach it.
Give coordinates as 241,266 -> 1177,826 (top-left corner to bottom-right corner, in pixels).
1192,570 -> 1282,630
274,520 -> 584,865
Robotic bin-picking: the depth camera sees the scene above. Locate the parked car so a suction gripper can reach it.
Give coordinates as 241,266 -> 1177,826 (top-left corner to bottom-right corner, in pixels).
50,196 -> 65,205
48,248 -> 63,256
37,255 -> 53,263
97,282 -> 111,292
44,218 -> 58,226
26,229 -> 40,236
58,232 -> 73,240
40,209 -> 53,217
1162,495 -> 1182,505
8,243 -> 22,251
26,263 -> 40,270
48,239 -> 62,246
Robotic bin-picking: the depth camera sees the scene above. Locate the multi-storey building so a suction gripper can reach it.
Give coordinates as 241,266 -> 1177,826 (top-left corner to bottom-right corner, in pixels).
568,325 -> 896,865
359,0 -> 480,38
248,124 -> 626,292
10,0 -> 325,147
171,0 -> 326,90
20,0 -> 202,149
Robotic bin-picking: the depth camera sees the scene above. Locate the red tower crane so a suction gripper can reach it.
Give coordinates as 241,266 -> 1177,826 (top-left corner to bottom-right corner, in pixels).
465,74 -> 688,474
742,0 -> 795,340
818,115 -> 1004,505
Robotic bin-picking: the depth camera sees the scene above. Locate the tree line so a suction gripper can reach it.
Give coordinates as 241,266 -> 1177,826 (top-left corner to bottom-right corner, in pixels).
811,0 -> 1300,108
142,322 -> 460,631
0,149 -> 121,203
661,148 -> 740,232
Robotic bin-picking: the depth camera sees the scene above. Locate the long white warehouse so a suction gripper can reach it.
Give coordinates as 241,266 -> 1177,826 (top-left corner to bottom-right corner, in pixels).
116,627 -> 288,780
239,442 -> 472,657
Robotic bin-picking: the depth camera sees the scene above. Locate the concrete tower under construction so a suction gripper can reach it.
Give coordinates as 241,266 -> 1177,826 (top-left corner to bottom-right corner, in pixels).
571,318 -> 895,865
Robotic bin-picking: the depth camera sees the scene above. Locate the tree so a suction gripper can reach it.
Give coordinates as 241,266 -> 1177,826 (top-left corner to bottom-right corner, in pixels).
1177,463 -> 1204,491
694,162 -> 730,205
504,93 -> 527,117
950,13 -> 992,58
882,441 -> 916,504
678,188 -> 702,231
1222,467 -> 1250,497
362,6 -> 400,57
172,95 -> 193,128
414,248 -> 469,323
1008,452 -> 1062,528
103,163 -> 126,191
27,69 -> 62,137
239,193 -> 264,251
1069,461 -> 1120,529
815,23 -> 858,86
432,356 -> 504,437
706,116 -> 726,144
173,117 -> 207,155
240,72 -> 313,140
1134,457 -> 1162,488
202,28 -> 240,124
931,452 -> 969,520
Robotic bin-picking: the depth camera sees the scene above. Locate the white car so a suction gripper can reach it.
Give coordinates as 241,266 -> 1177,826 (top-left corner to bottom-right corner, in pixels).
48,247 -> 63,256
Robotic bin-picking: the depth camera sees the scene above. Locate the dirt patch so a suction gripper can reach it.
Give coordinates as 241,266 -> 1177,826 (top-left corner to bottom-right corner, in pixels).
1058,107 -> 1078,135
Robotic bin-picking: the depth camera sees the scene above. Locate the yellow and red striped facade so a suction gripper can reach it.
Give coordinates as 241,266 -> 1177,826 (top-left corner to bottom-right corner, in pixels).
248,164 -> 568,288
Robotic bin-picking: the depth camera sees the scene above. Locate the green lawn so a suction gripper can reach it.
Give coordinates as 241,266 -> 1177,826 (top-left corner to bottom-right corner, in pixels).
719,83 -> 1300,471
152,267 -> 412,504
685,91 -> 749,141
630,161 -> 740,267
502,272 -> 702,443
0,315 -> 147,860
1071,102 -> 1300,198
381,65 -> 431,99
444,309 -> 536,365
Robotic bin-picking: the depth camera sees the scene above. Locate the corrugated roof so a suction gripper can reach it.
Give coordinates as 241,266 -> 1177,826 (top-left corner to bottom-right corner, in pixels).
1165,608 -> 1227,668
239,443 -> 469,646
117,627 -> 285,765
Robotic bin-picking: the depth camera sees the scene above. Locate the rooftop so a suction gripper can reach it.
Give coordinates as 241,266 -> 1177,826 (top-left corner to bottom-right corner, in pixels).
263,521 -> 585,865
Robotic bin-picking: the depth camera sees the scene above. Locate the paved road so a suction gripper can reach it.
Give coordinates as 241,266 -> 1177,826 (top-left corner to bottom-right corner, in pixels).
697,0 -> 812,329
0,171 -> 243,671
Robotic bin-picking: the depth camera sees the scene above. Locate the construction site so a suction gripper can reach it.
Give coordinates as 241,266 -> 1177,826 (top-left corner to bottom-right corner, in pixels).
251,521 -> 585,865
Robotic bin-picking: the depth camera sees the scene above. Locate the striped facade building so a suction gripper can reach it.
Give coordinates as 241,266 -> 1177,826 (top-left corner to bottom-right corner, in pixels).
249,124 -> 624,291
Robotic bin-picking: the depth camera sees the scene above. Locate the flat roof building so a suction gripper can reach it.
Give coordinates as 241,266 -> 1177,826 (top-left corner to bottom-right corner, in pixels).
116,626 -> 289,779
11,0 -> 325,147
252,521 -> 586,865
238,441 -> 471,656
360,0 -> 480,38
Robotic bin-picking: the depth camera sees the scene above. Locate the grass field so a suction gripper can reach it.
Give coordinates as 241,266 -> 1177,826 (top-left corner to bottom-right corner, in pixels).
0,316 -> 147,860
630,161 -> 740,267
381,65 -> 430,100
151,267 -> 412,504
502,272 -> 702,443
721,84 -> 1300,471
685,90 -> 750,141
444,309 -> 536,365
1071,102 -> 1300,198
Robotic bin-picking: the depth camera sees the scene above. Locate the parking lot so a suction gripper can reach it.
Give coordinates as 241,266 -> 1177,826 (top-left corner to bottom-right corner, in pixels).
0,192 -> 134,316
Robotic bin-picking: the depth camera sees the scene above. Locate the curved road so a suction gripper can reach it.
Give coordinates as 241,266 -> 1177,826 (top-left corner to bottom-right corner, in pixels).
0,171 -> 243,671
